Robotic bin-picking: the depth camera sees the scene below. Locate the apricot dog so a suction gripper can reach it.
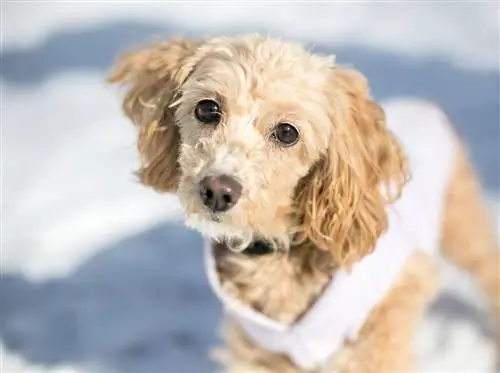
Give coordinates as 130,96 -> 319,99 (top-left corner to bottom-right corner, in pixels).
109,35 -> 499,373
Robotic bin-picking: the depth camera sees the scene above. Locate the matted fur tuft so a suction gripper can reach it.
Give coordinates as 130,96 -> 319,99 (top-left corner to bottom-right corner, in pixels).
293,67 -> 410,268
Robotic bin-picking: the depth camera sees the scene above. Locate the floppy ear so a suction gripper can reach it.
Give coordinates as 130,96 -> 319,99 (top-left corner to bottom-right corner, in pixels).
107,39 -> 200,192
294,67 -> 409,268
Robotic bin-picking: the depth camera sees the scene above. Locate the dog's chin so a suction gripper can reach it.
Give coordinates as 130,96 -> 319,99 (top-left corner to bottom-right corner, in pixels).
185,213 -> 254,252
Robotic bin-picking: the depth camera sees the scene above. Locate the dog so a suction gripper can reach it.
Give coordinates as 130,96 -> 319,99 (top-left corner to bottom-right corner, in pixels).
108,35 -> 499,373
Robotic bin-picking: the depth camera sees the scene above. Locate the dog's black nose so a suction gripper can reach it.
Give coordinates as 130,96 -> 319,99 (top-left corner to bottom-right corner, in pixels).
199,175 -> 242,212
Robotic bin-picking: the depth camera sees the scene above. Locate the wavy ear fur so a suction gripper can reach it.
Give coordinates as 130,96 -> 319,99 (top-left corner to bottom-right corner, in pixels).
107,39 -> 200,192
294,67 -> 409,268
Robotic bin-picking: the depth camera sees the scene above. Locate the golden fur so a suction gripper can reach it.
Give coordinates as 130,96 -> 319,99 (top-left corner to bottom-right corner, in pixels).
108,35 -> 499,372
293,67 -> 408,267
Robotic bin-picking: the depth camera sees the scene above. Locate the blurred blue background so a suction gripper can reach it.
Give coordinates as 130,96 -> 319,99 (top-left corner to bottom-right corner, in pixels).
1,2 -> 499,373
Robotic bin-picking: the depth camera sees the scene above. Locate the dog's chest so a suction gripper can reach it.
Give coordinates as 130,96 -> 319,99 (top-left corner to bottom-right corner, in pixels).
205,228 -> 419,371
215,248 -> 332,324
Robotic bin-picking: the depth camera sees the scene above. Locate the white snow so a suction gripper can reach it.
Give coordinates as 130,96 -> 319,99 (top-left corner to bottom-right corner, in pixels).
2,74 -> 184,279
2,1 -> 499,72
1,345 -> 90,373
1,3 -> 499,373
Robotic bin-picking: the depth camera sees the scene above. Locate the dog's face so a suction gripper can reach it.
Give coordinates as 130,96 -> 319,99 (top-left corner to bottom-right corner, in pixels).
109,35 -> 408,266
173,38 -> 335,249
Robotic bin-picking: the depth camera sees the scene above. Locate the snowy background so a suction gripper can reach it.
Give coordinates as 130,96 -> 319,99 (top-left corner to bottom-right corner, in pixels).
1,2 -> 499,373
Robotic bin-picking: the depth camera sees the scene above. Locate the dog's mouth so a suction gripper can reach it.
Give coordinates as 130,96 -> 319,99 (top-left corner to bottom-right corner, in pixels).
186,213 -> 281,256
211,238 -> 275,257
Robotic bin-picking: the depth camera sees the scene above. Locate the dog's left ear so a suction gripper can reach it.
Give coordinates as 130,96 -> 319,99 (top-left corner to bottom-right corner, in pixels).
294,67 -> 409,268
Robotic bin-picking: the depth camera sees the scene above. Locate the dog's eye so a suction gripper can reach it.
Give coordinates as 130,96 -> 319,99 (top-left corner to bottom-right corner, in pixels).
195,99 -> 221,125
273,123 -> 299,146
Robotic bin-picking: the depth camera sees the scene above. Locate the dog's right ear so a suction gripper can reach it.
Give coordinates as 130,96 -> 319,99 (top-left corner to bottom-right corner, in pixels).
107,39 -> 200,192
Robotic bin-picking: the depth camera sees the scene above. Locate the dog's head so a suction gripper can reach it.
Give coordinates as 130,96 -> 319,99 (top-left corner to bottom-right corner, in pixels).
108,35 -> 408,267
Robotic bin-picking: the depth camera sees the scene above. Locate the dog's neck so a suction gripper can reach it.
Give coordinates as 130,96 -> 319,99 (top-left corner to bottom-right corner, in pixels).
214,240 -> 336,324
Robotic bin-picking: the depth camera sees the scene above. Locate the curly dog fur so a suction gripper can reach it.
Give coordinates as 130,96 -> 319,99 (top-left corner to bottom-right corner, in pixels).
108,35 -> 499,372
